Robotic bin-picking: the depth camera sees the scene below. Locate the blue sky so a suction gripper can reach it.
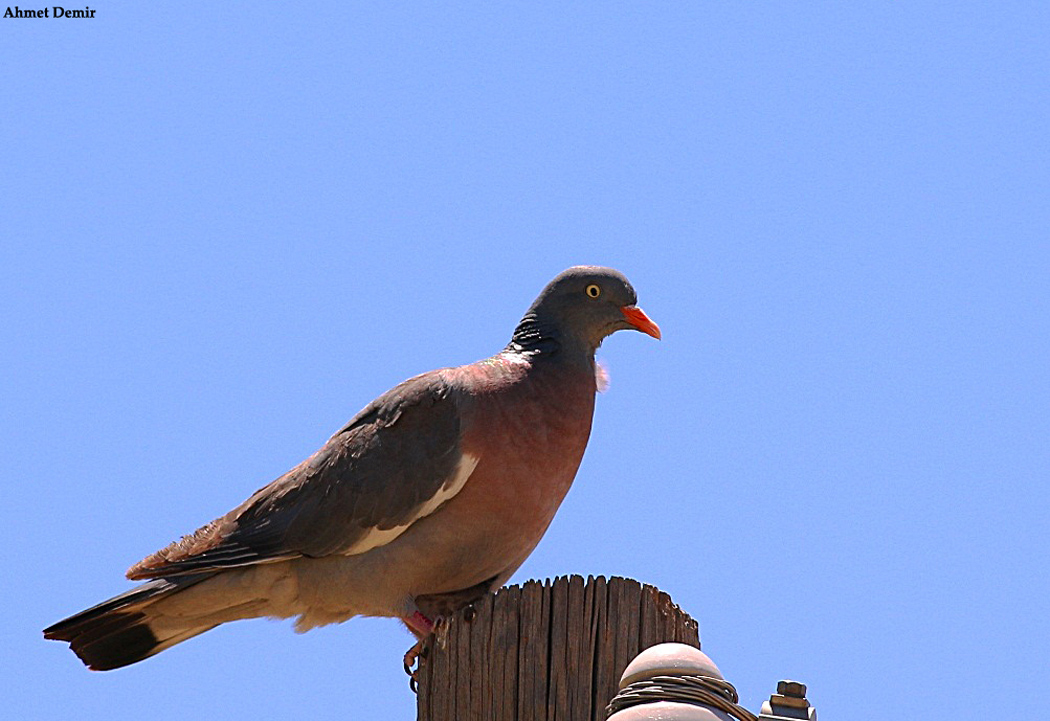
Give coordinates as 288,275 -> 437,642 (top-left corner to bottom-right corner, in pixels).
3,2 -> 1048,718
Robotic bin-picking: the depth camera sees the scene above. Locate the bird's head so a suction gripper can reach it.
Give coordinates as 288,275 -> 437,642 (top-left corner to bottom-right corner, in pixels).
510,266 -> 661,356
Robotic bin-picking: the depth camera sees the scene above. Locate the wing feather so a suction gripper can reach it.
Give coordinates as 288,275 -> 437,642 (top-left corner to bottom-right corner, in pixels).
127,372 -> 471,580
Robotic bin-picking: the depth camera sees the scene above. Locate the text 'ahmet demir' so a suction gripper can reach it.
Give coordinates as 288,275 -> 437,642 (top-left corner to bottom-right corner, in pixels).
4,6 -> 96,18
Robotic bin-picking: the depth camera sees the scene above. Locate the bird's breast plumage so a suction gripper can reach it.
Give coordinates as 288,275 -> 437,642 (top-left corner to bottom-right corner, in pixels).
407,352 -> 598,587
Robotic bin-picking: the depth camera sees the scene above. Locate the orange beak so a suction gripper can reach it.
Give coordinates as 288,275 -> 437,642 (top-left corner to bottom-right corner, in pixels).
620,305 -> 661,339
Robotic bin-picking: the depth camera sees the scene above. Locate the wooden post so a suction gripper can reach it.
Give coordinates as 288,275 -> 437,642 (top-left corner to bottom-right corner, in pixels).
416,575 -> 700,721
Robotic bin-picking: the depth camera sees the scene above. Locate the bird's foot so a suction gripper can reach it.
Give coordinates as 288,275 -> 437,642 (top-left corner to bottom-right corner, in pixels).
433,615 -> 449,647
402,613 -> 449,693
405,610 -> 434,637
403,637 -> 429,693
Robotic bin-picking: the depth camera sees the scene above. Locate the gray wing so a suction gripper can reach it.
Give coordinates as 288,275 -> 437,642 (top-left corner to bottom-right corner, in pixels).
127,371 -> 474,580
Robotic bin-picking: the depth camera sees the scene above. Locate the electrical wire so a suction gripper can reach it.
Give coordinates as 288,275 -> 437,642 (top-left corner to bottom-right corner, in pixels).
606,673 -> 759,720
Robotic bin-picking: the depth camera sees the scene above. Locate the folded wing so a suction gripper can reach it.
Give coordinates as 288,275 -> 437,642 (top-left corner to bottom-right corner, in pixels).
127,372 -> 472,580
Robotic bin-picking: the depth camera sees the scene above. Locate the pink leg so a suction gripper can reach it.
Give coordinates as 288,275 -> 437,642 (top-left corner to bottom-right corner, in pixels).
403,611 -> 442,692
404,610 -> 434,638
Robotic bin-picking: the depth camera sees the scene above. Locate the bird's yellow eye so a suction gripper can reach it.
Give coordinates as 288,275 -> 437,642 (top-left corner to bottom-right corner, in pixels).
586,284 -> 601,298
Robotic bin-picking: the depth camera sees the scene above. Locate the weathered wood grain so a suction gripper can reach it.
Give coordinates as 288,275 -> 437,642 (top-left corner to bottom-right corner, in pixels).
417,576 -> 698,721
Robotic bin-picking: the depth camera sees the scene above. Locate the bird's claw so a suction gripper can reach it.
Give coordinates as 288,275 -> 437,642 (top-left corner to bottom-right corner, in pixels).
404,638 -> 429,693
403,615 -> 451,693
433,615 -> 449,647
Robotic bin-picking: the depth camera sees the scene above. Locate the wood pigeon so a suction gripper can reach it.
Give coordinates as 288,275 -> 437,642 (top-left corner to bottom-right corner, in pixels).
44,266 -> 660,671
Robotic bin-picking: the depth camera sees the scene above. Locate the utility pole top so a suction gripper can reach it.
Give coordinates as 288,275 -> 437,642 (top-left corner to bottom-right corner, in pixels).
415,575 -> 699,721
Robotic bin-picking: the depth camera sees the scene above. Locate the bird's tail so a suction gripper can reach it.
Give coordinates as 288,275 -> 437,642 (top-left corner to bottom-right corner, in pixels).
43,574 -> 218,671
